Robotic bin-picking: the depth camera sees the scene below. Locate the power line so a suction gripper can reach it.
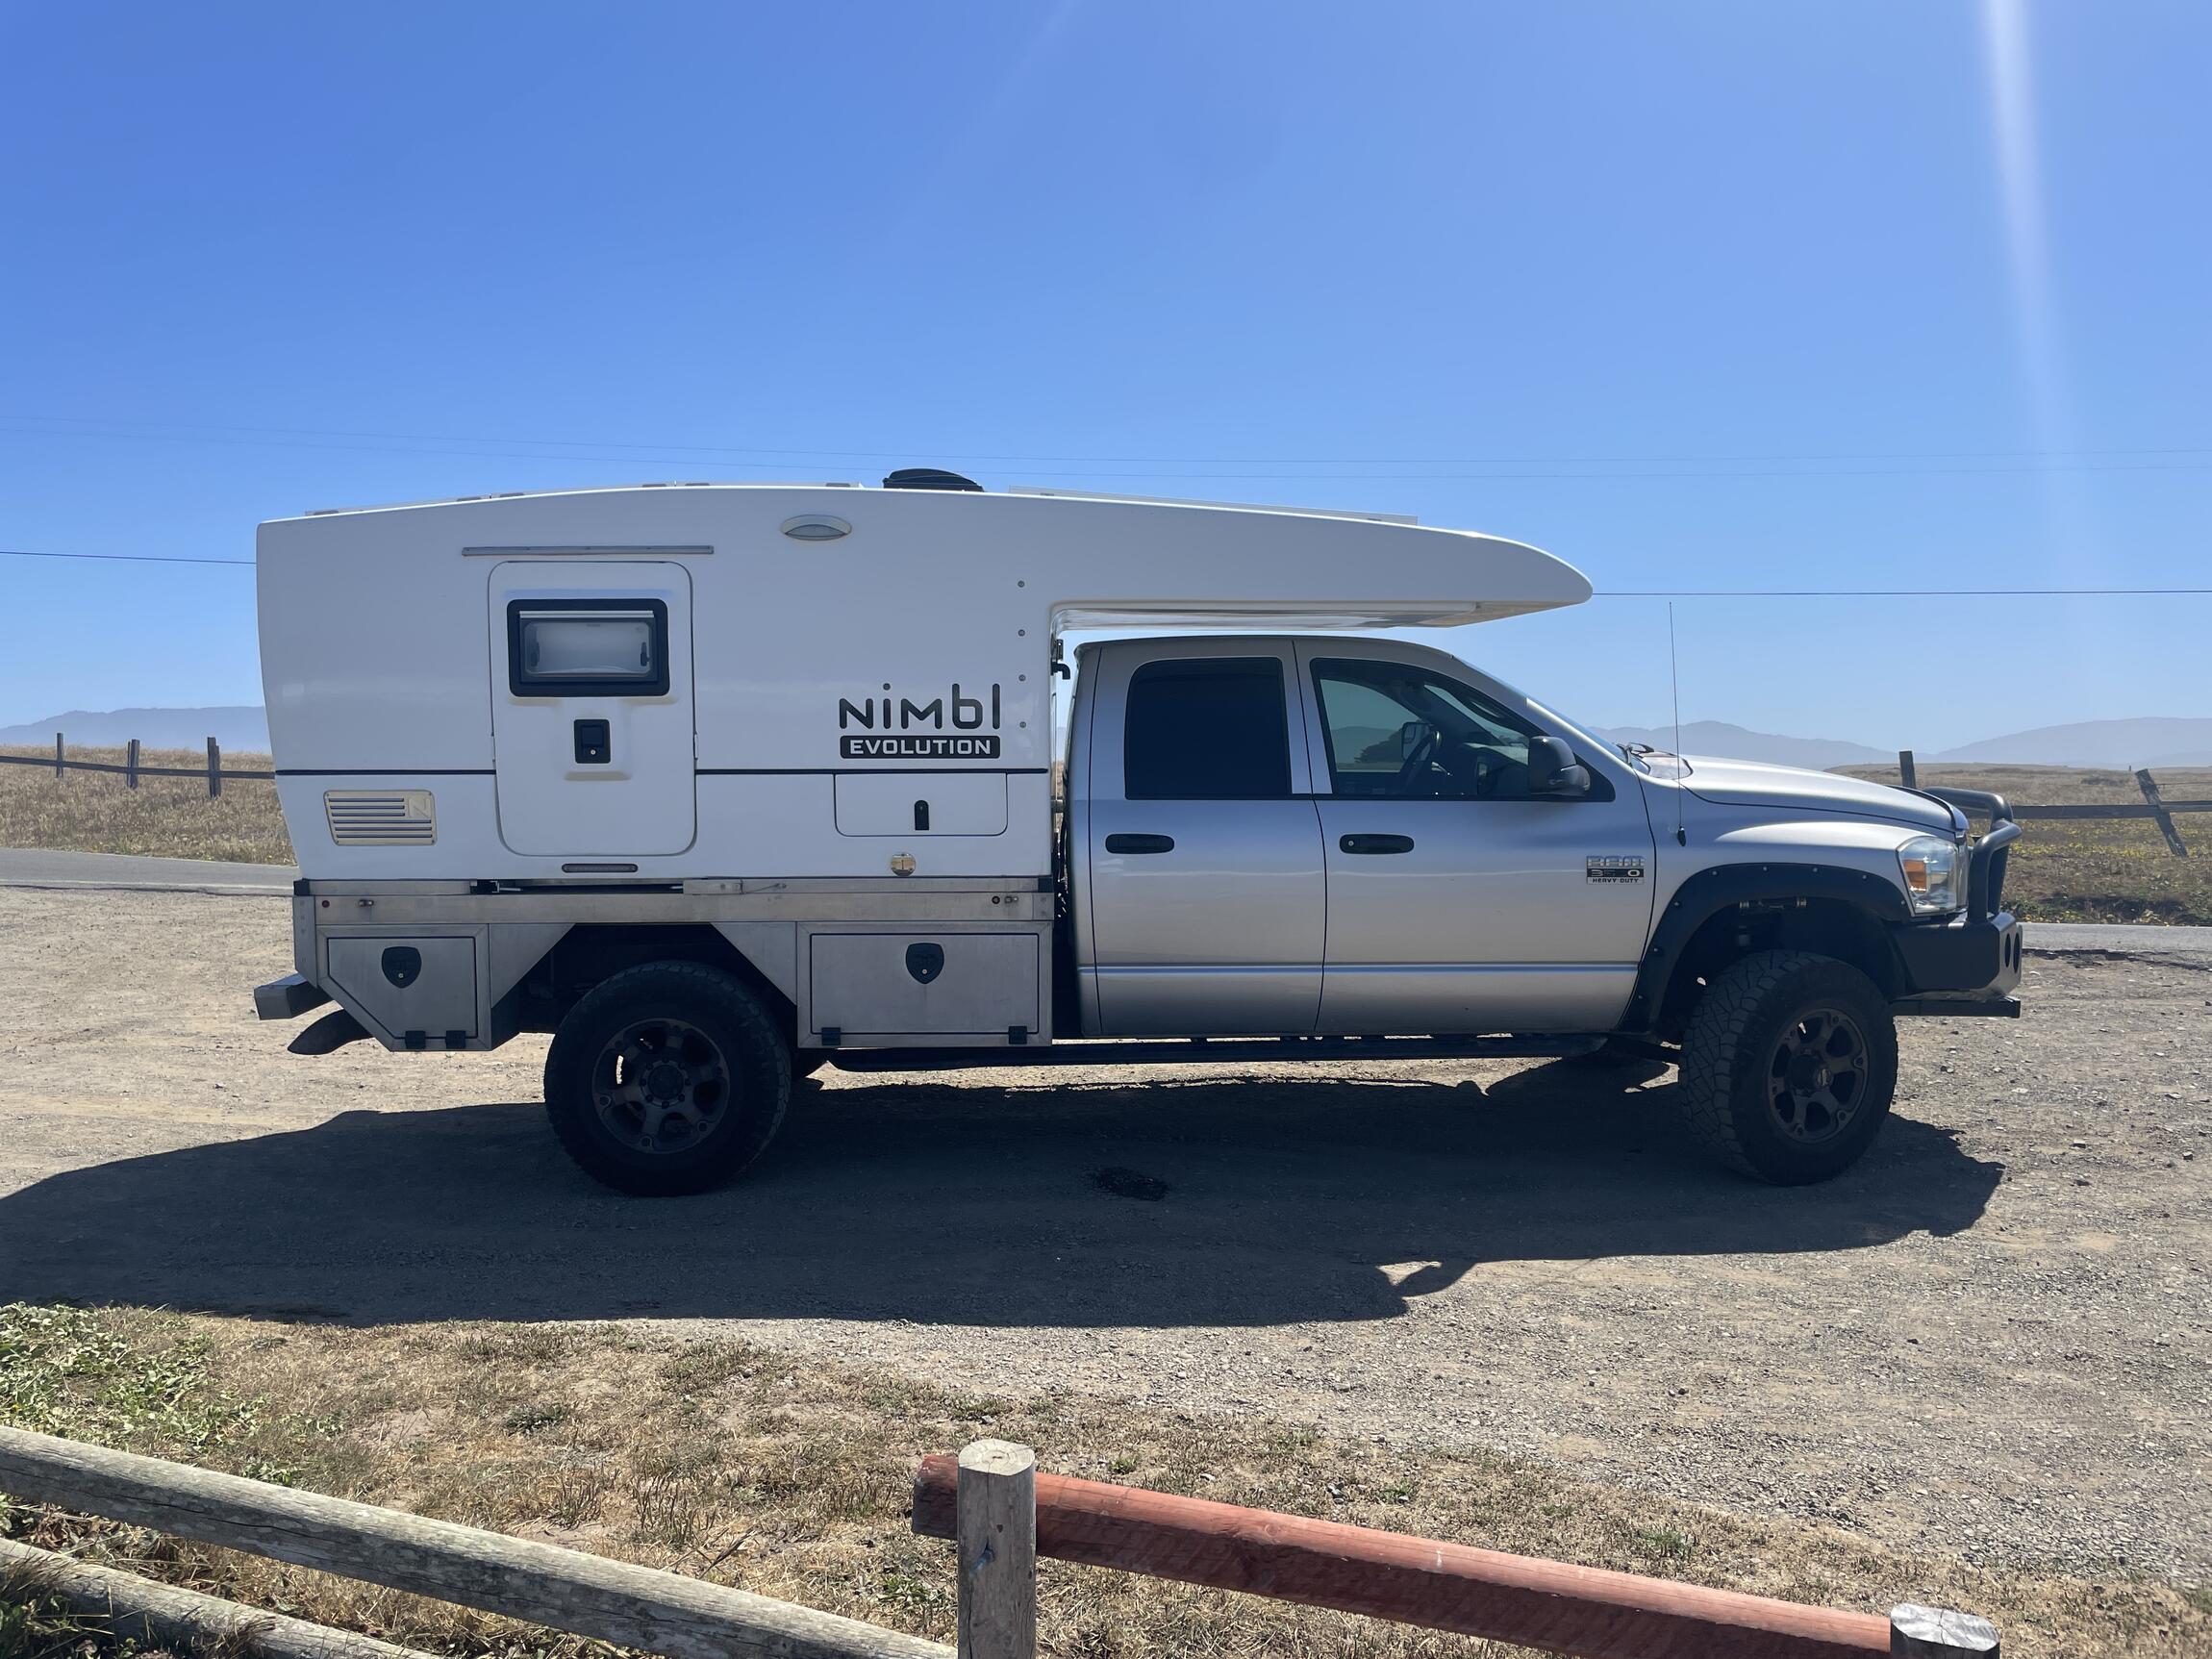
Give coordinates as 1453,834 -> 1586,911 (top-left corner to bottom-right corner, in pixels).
8,409 -> 2207,463
4,547 -> 2205,596
6,412 -> 2212,479
1597,587 -> 2212,597
0,548 -> 253,567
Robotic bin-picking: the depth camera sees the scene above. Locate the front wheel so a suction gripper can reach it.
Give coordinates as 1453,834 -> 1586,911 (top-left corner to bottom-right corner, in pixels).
1677,950 -> 1898,1184
544,962 -> 792,1195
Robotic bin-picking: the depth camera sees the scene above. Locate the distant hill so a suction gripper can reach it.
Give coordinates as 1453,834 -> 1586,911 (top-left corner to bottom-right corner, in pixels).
1594,720 -> 1891,770
0,705 -> 270,751
1930,717 -> 2212,770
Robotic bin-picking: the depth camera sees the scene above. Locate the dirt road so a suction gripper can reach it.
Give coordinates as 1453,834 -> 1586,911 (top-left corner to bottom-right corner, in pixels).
0,883 -> 2204,1580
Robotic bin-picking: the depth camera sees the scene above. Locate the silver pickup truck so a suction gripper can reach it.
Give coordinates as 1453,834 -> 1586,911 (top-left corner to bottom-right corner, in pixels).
247,483 -> 2022,1194
1058,634 -> 2022,1188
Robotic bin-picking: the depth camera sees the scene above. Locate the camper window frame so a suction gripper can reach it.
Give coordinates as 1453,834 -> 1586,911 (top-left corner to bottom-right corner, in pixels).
504,596 -> 671,699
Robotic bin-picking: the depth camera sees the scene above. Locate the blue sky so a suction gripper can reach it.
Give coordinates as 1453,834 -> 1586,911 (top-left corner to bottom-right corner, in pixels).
3,1 -> 2206,749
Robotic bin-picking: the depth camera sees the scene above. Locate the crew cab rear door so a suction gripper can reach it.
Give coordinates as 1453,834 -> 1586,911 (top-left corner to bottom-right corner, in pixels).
489,561 -> 695,857
1295,644 -> 1654,1033
1078,640 -> 1326,1035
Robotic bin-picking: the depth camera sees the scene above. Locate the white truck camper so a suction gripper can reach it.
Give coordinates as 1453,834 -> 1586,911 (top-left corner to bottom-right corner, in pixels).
253,473 -> 2023,1194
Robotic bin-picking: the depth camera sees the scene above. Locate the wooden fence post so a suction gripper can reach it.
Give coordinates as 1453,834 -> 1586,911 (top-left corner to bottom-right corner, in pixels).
956,1441 -> 1037,1659
2136,768 -> 2187,857
126,738 -> 141,790
54,732 -> 64,778
1890,1603 -> 1998,1656
208,736 -> 223,798
1898,750 -> 1917,789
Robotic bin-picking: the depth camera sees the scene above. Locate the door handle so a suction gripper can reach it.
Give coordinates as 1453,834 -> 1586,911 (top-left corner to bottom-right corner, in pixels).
1340,833 -> 1415,855
1105,833 -> 1176,855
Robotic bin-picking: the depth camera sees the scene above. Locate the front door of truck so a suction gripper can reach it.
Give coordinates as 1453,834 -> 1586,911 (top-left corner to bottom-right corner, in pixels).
1081,641 -> 1326,1035
1296,646 -> 1655,1033
489,561 -> 695,857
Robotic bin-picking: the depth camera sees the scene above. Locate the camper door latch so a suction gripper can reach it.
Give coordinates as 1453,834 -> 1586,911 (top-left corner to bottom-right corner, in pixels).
573,719 -> 612,765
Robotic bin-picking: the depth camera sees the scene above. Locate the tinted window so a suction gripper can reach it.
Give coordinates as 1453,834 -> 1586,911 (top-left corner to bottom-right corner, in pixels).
1313,658 -> 1540,799
507,598 -> 670,698
1123,657 -> 1291,799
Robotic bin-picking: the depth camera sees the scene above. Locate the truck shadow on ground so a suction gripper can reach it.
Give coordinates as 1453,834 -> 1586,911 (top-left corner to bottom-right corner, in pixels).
0,1059 -> 2001,1328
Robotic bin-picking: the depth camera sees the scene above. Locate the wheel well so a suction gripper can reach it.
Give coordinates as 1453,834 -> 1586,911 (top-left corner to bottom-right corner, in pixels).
519,925 -> 796,1041
1655,897 -> 1901,1041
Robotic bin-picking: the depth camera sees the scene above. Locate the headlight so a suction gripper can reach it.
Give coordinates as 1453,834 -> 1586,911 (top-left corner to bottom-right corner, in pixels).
1898,834 -> 1969,915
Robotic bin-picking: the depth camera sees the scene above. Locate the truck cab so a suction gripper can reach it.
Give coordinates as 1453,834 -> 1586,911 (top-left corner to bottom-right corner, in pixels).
1068,636 -> 1653,1038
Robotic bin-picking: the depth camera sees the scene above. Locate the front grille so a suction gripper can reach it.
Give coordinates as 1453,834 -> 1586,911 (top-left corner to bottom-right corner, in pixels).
325,790 -> 436,846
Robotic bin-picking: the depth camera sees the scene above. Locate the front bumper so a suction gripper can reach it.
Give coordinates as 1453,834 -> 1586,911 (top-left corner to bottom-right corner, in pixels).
1891,786 -> 2025,1018
1890,911 -> 2023,1015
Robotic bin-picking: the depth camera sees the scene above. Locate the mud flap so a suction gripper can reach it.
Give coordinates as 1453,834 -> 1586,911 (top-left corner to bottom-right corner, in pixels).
289,1008 -> 371,1055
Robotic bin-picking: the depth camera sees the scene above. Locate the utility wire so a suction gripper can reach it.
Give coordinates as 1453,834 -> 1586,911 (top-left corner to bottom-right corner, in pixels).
6,411 -> 2210,465
1596,586 -> 2212,597
0,548 -> 254,566
6,414 -> 2212,480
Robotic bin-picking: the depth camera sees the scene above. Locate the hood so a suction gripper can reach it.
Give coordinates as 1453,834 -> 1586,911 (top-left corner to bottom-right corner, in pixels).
1679,756 -> 1958,833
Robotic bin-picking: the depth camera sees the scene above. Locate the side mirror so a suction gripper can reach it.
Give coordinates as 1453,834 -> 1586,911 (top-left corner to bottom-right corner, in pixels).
1398,719 -> 1434,758
1527,734 -> 1591,797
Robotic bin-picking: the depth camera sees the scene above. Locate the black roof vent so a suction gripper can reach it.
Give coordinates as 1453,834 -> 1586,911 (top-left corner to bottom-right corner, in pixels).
882,467 -> 984,492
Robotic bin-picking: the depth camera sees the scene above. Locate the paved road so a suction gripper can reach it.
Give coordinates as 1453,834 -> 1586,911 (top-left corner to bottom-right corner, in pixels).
2027,919 -> 2212,956
6,848 -> 2209,959
0,847 -> 297,892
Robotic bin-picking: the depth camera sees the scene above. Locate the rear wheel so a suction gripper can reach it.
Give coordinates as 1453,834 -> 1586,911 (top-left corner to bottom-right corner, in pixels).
1677,950 -> 1897,1184
544,962 -> 792,1195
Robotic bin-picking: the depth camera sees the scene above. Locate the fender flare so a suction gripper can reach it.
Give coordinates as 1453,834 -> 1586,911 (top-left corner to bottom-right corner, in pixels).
1618,861 -> 1911,1035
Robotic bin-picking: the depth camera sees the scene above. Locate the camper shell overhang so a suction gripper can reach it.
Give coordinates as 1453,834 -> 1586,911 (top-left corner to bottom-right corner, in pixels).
255,483 -> 1591,883
263,480 -> 1592,631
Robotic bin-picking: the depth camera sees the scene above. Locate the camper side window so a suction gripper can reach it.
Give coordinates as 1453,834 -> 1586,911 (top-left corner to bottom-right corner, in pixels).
506,599 -> 670,698
1123,657 -> 1291,800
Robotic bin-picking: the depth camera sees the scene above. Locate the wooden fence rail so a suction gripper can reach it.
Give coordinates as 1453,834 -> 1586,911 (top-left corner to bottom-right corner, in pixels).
4,734 -> 2204,855
913,1446 -> 1999,1659
1896,750 -> 2199,856
0,1535 -> 432,1659
0,733 -> 273,792
0,1423 -> 2004,1659
0,1423 -> 946,1659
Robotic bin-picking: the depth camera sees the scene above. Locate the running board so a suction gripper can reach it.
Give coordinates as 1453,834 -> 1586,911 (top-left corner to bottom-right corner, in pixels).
820,1034 -> 1604,1073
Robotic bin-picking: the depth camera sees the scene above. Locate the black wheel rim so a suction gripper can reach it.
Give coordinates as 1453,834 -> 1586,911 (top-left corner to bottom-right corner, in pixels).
590,1017 -> 731,1155
1766,1004 -> 1870,1146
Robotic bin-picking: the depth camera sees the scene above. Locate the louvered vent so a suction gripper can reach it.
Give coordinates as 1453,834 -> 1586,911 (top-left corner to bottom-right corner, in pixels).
324,790 -> 436,846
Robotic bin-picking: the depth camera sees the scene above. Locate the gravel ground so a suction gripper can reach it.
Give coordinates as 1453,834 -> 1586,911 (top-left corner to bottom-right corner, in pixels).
0,886 -> 2205,1581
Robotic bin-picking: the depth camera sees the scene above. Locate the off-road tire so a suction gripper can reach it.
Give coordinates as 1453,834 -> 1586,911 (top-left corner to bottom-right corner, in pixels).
1677,949 -> 1898,1184
544,962 -> 792,1195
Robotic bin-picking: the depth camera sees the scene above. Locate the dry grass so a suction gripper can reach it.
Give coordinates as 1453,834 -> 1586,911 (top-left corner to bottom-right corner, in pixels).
0,749 -> 291,866
1836,763 -> 2212,925
0,1306 -> 2202,1659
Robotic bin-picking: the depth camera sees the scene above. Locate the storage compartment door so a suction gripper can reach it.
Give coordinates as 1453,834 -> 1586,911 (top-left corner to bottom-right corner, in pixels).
326,934 -> 480,1044
490,561 -> 695,857
835,772 -> 1008,836
809,932 -> 1041,1042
